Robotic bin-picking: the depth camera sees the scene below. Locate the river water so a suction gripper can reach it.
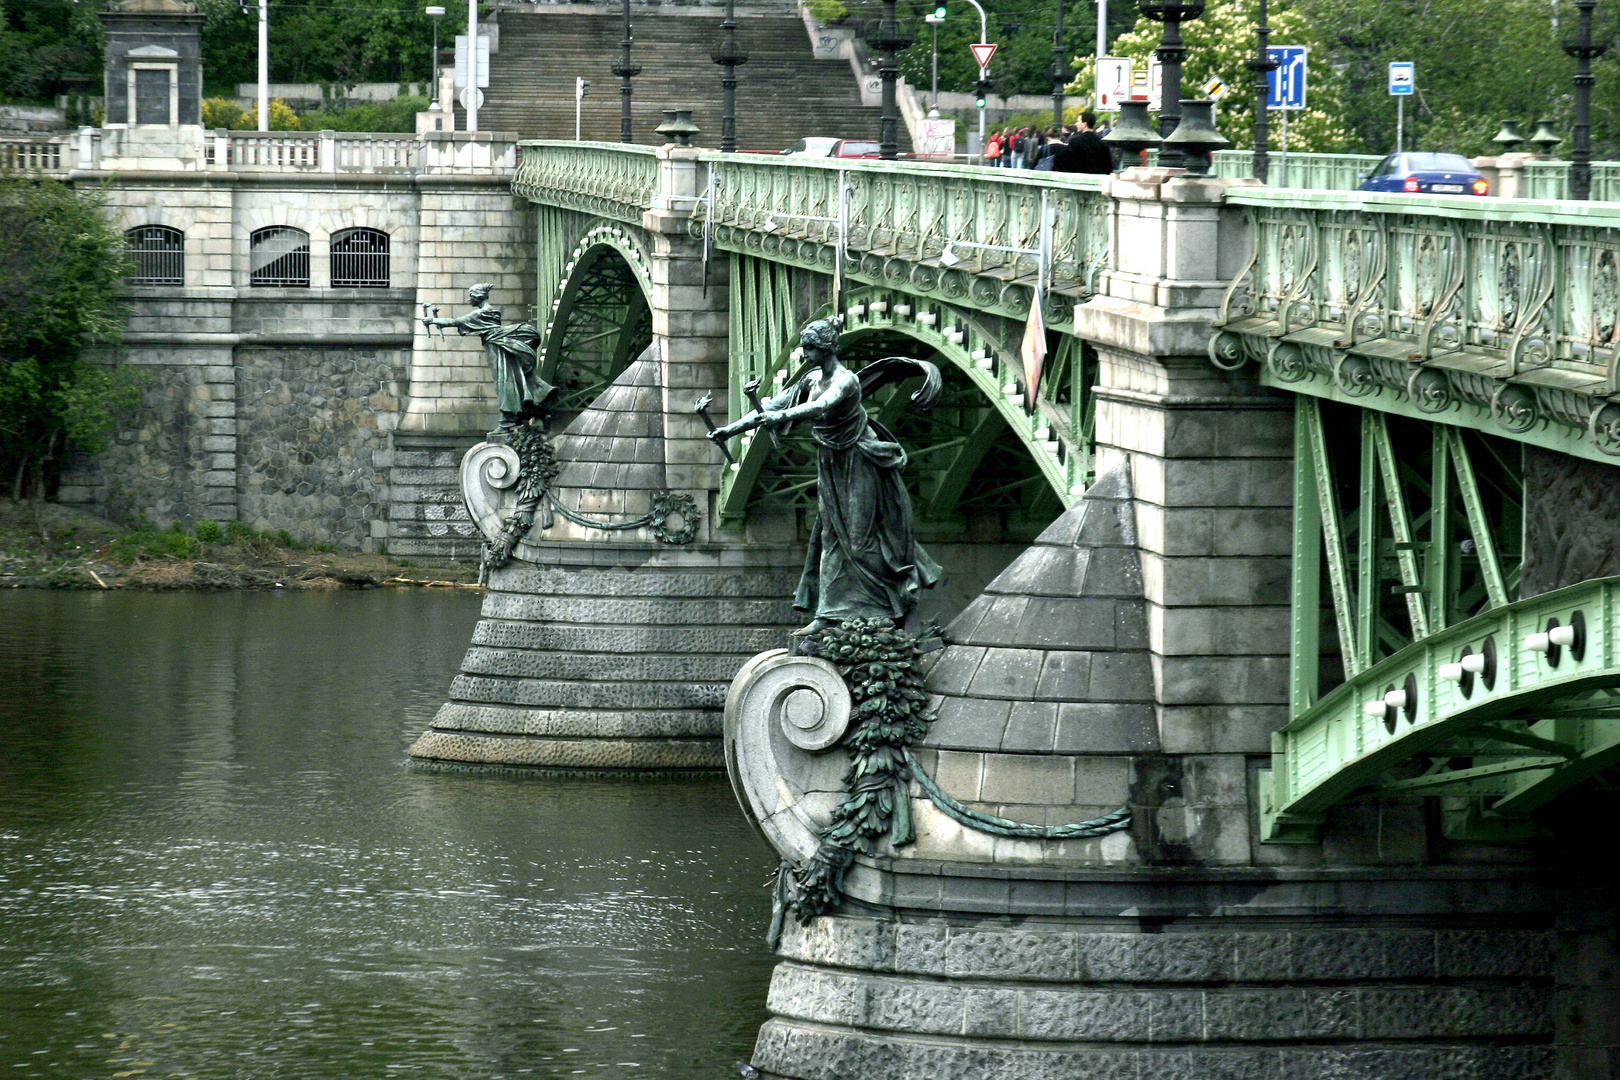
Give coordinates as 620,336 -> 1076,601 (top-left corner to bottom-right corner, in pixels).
0,590 -> 776,1079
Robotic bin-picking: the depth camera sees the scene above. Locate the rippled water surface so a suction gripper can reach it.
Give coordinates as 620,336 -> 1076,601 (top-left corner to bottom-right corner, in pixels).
0,590 -> 776,1079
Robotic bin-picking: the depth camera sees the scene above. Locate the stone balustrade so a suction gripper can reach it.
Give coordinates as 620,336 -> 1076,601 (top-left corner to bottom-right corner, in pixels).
0,126 -> 515,177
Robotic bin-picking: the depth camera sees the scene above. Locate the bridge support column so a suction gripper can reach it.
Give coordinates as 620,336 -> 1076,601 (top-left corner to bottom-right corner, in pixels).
392,171 -> 535,559
644,146 -> 728,505
1077,169 -> 1294,761
409,147 -> 805,774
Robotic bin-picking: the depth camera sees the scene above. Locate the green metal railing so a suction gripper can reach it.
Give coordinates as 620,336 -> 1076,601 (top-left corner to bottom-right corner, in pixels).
1211,187 -> 1620,464
697,153 -> 1110,325
1263,574 -> 1620,842
1520,160 -> 1620,202
513,141 -> 659,227
1209,150 -> 1383,191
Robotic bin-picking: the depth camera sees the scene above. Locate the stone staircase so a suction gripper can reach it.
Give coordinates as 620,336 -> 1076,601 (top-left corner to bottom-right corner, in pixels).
472,6 -> 907,152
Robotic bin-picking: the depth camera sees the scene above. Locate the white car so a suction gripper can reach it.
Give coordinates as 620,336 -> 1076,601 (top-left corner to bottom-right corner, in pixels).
781,137 -> 839,157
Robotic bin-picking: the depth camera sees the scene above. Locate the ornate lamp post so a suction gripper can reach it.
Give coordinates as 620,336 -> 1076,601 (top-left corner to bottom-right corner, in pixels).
712,0 -> 747,152
1138,0 -> 1205,167
875,0 -> 913,159
1246,0 -> 1277,182
612,0 -> 641,143
1565,0 -> 1608,200
1051,0 -> 1066,127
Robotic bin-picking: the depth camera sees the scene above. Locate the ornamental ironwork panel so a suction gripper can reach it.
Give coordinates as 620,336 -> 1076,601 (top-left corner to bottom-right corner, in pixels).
512,140 -> 659,227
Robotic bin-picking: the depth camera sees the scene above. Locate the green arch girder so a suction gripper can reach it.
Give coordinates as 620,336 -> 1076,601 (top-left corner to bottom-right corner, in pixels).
716,285 -> 1091,522
1263,574 -> 1620,844
541,223 -> 655,416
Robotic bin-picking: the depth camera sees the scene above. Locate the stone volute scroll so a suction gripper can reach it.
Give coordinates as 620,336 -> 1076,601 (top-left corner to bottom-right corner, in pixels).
457,338 -> 699,581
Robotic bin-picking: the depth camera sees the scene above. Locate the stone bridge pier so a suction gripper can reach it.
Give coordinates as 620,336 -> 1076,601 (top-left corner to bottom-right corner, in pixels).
722,170 -> 1591,1078
407,144 -> 805,773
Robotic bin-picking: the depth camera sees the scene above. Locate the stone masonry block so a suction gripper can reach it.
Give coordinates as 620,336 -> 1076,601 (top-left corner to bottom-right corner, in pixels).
925,696 -> 1010,750
980,753 -> 1075,805
945,929 -> 1078,982
966,648 -> 1045,699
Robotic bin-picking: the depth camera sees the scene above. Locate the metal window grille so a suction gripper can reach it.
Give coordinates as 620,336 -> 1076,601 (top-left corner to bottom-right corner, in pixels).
250,226 -> 310,287
330,227 -> 390,288
126,225 -> 184,285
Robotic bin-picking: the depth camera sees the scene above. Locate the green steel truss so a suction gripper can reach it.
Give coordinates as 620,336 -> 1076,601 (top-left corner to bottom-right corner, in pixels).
716,269 -> 1093,527
1289,399 -> 1524,712
1264,574 -> 1620,843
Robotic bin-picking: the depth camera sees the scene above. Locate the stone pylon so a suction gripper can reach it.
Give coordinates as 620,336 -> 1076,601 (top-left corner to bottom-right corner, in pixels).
408,345 -> 802,772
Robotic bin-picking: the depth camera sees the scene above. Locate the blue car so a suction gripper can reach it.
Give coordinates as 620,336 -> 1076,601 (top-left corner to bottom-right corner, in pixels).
1356,152 -> 1490,196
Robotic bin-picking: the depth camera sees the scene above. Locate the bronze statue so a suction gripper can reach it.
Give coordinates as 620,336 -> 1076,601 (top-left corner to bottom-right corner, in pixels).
424,283 -> 554,433
709,317 -> 942,637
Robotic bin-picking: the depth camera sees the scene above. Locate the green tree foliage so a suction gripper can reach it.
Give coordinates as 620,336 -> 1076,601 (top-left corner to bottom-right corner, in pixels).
198,0 -> 458,95
0,0 -> 104,105
1070,0 -> 1353,152
0,178 -> 139,500
296,94 -> 429,133
1306,0 -> 1616,158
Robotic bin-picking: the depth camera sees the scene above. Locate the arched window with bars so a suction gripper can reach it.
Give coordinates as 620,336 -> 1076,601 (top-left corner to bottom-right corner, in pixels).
126,225 -> 184,285
249,226 -> 310,287
330,227 -> 390,288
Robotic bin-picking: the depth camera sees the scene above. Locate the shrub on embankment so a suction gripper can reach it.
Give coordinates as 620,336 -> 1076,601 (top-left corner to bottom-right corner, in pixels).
0,176 -> 139,503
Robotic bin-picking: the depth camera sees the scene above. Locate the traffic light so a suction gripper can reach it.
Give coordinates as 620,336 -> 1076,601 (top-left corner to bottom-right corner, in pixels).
974,78 -> 991,108
932,2 -> 947,18
576,76 -> 591,99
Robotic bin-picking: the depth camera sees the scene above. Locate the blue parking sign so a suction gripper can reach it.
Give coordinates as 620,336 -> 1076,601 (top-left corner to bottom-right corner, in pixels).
1267,46 -> 1307,110
1388,61 -> 1415,95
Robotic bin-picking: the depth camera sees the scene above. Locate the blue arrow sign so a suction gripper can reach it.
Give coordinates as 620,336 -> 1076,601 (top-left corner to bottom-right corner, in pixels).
1266,46 -> 1307,110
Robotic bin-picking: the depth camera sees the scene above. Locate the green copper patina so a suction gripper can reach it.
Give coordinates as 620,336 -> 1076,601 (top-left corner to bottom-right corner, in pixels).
710,318 -> 943,636
426,283 -> 554,432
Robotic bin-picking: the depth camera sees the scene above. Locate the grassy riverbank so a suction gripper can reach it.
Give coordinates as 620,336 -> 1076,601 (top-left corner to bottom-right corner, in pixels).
0,500 -> 478,590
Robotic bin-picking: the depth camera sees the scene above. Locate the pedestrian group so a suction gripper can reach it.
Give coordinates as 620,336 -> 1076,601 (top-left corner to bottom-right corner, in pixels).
981,111 -> 1114,174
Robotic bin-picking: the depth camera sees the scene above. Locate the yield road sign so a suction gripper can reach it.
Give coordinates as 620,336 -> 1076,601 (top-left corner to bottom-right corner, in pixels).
969,42 -> 998,68
1266,45 -> 1307,110
1388,61 -> 1415,95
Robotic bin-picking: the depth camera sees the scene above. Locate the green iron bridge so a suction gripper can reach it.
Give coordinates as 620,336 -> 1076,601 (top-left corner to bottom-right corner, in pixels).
512,139 -> 1620,847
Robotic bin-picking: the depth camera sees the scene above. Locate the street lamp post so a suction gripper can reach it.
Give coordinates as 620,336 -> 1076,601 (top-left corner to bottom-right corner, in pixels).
1051,0 -> 1066,127
875,0 -> 912,159
257,0 -> 268,131
713,0 -> 747,152
1245,0 -> 1276,182
1138,0 -> 1205,167
426,6 -> 445,104
466,0 -> 479,132
925,13 -> 942,110
1565,0 -> 1607,200
612,0 -> 641,143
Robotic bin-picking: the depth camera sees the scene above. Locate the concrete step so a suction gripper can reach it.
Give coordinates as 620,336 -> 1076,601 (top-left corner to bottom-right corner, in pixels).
465,11 -> 911,152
